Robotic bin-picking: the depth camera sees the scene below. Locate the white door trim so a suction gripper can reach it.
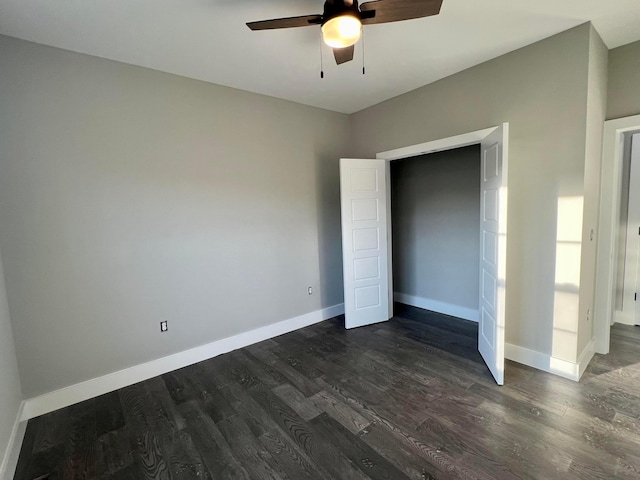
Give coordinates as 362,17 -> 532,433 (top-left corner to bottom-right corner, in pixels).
376,128 -> 497,162
594,114 -> 640,354
619,133 -> 640,326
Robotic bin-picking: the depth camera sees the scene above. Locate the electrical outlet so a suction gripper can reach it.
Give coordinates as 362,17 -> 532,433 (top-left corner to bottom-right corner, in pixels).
308,286 -> 313,295
586,309 -> 591,322
160,321 -> 168,332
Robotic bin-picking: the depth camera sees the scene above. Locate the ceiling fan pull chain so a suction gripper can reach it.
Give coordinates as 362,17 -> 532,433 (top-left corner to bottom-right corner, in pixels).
362,28 -> 366,75
319,32 -> 325,79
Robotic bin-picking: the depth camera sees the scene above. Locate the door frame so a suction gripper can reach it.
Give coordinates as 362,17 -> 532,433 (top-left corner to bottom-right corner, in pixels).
620,133 -> 640,327
594,114 -> 640,354
375,124 -> 508,321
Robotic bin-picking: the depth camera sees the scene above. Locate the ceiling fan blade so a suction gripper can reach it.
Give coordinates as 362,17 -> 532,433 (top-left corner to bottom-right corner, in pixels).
359,0 -> 443,25
247,14 -> 322,31
333,45 -> 355,65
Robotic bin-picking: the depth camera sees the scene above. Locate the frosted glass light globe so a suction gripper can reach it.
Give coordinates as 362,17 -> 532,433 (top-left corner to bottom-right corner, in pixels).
322,15 -> 362,48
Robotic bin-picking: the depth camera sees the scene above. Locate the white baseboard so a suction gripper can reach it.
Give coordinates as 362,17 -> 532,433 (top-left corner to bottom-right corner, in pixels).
395,293 -> 597,381
505,343 -> 577,381
0,401 -> 26,480
614,309 -> 637,326
22,303 -> 344,421
505,343 -> 549,373
577,338 -> 596,379
394,292 -> 479,322
505,341 -> 595,382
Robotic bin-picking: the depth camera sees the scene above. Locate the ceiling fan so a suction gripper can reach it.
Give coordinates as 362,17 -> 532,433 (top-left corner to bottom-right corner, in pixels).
247,0 -> 444,66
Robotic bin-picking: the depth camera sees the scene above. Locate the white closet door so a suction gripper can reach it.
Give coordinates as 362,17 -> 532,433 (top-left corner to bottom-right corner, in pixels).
478,125 -> 508,385
340,158 -> 392,329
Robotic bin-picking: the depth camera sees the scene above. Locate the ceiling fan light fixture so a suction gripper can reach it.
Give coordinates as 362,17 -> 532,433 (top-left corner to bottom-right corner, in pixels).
322,14 -> 362,48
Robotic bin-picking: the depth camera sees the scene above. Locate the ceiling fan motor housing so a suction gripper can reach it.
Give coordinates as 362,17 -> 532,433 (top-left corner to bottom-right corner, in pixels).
322,0 -> 361,24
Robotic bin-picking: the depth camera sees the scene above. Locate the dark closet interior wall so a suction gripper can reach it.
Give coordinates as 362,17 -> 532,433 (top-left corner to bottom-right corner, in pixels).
391,145 -> 481,316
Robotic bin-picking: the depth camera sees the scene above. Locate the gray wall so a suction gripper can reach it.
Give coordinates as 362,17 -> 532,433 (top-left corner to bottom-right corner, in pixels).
0,35 -> 350,397
607,40 -> 640,120
0,249 -> 22,470
391,146 -> 480,310
351,24 -> 596,361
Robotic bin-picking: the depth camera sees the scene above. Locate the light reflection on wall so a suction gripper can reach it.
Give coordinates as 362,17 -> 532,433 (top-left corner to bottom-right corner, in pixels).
552,196 -> 583,364
493,185 -> 508,380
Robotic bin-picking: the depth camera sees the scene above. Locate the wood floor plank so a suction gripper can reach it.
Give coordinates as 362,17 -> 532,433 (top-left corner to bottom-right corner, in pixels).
31,408 -> 71,455
358,422 -> 441,480
143,377 -> 187,435
416,412 -> 541,480
192,355 -> 236,390
240,348 -> 289,388
272,383 -> 323,421
178,400 -> 251,479
247,383 -> 372,480
216,413 -> 292,480
62,412 -> 97,480
359,410 -> 488,480
266,338 -> 327,380
12,418 -> 39,480
119,383 -> 156,431
259,427 -> 330,480
130,430 -> 171,480
560,406 -> 640,463
218,380 -> 276,438
309,412 -> 412,480
201,387 -> 237,424
97,428 -> 134,476
476,399 -> 631,479
161,368 -> 202,405
19,445 -> 66,480
249,347 -> 322,397
102,464 -> 139,480
222,379 -> 334,479
161,429 -> 212,480
94,391 -> 126,437
308,390 -> 371,434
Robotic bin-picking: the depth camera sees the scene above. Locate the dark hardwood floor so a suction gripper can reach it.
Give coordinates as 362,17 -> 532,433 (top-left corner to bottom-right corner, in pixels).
13,304 -> 640,479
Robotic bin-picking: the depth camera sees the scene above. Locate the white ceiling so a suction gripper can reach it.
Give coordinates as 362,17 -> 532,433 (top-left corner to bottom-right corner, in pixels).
1,0 -> 639,113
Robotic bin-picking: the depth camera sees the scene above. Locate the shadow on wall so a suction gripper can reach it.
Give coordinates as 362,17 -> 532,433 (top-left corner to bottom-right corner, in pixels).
494,185 -> 508,382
